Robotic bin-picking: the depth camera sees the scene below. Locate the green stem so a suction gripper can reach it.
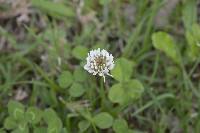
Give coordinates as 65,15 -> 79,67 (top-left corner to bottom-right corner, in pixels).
188,55 -> 200,77
99,78 -> 106,110
131,93 -> 174,116
179,53 -> 200,98
80,109 -> 98,133
150,53 -> 159,84
91,122 -> 98,133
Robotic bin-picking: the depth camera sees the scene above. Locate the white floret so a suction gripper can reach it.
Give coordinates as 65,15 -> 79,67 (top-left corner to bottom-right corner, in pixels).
84,48 -> 115,82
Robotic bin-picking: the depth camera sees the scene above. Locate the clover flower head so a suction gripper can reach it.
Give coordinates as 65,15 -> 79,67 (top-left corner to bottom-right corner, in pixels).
84,48 -> 115,82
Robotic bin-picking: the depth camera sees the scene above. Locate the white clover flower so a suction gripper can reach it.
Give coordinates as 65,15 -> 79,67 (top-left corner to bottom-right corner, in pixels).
84,48 -> 115,82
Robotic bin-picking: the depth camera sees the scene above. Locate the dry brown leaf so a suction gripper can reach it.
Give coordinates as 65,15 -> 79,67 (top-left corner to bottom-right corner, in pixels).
14,88 -> 28,101
0,0 -> 31,20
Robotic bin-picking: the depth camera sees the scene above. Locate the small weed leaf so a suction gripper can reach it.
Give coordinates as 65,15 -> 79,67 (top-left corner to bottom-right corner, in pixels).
72,46 -> 88,60
29,112 -> 35,121
48,127 -> 57,133
69,83 -> 85,97
93,112 -> 113,129
8,101 -> 25,120
4,117 -> 17,130
109,80 -> 144,105
186,24 -> 200,61
25,107 -> 42,124
99,0 -> 111,5
152,32 -> 181,65
34,127 -> 47,133
18,123 -> 26,131
43,109 -> 58,124
14,109 -> 24,120
18,120 -> 28,132
47,119 -> 62,133
58,71 -> 73,89
31,0 -> 75,18
125,79 -> 144,100
43,109 -> 62,132
108,83 -> 125,104
73,67 -> 87,82
182,0 -> 197,30
78,120 -> 91,132
111,58 -> 135,82
12,128 -> 28,133
113,118 -> 129,133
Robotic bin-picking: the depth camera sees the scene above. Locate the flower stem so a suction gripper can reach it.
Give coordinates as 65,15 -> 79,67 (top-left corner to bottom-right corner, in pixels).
91,122 -> 99,133
100,78 -> 106,110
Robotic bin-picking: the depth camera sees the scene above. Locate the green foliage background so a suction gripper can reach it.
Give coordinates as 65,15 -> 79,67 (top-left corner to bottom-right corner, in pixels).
0,0 -> 200,132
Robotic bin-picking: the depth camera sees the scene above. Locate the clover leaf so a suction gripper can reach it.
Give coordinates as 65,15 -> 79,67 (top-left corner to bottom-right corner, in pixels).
93,112 -> 113,129
109,80 -> 144,105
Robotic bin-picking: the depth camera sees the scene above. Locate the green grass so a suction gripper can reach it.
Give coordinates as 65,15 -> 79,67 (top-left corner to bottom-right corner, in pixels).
0,0 -> 200,132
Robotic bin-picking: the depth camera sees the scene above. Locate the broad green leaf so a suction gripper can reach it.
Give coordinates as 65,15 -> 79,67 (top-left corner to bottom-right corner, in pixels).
32,0 -> 74,18
191,24 -> 200,40
109,80 -> 144,104
93,112 -> 113,129
43,109 -> 58,124
69,83 -> 85,98
73,67 -> 87,82
99,0 -> 111,5
111,58 -> 134,82
25,107 -> 42,124
8,100 -> 25,120
47,118 -> 62,133
186,24 -> 200,61
183,17 -> 200,61
42,108 -> 62,133
18,120 -> 28,133
125,80 -> 144,100
12,128 -> 28,133
58,71 -> 73,88
108,83 -> 125,104
72,46 -> 88,60
43,108 -> 63,132
152,32 -> 181,64
113,118 -> 128,133
4,117 -> 17,130
60,128 -> 68,133
34,127 -> 47,133
78,120 -> 91,132
182,0 -> 197,30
